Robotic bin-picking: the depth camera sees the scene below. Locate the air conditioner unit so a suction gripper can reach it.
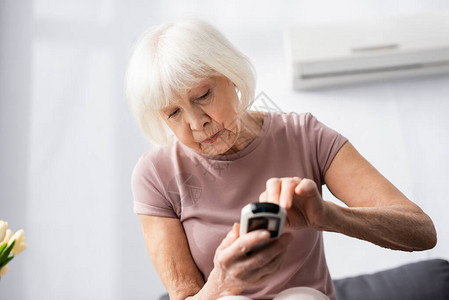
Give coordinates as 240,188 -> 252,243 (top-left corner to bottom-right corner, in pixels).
285,12 -> 449,90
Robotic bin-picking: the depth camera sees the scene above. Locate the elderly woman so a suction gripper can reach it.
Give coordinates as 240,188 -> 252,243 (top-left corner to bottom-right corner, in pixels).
125,19 -> 436,300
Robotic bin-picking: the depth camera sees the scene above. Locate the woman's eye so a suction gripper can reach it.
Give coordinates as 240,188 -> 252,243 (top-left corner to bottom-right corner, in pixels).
198,90 -> 210,100
168,109 -> 179,119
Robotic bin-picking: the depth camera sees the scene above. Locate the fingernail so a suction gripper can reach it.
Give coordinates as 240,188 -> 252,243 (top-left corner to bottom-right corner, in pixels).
233,223 -> 239,236
259,231 -> 270,238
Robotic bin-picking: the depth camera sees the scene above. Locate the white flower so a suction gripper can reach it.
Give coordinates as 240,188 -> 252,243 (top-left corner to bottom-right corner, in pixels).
0,221 -> 8,244
8,229 -> 27,255
0,227 -> 13,248
0,221 -> 27,279
0,265 -> 9,277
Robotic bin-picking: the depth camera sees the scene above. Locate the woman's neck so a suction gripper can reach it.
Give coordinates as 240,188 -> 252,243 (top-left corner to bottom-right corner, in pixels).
223,111 -> 264,155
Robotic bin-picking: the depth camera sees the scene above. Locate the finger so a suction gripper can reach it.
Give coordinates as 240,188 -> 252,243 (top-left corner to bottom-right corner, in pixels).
233,222 -> 240,238
240,233 -> 293,281
266,178 -> 281,205
223,229 -> 271,260
242,252 -> 285,284
252,246 -> 291,284
294,178 -> 316,196
259,191 -> 267,203
246,232 -> 293,265
279,179 -> 298,209
216,223 -> 239,251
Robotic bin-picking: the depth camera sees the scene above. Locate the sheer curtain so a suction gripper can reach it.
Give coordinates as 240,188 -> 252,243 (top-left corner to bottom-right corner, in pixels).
1,1 -> 449,299
1,0 -> 163,299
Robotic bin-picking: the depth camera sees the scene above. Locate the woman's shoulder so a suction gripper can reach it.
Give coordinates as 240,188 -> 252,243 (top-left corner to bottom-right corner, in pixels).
267,111 -> 342,146
140,144 -> 171,161
268,111 -> 316,129
134,139 -> 177,172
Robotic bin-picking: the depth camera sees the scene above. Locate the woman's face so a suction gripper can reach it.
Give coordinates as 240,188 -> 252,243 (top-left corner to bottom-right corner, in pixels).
159,75 -> 242,155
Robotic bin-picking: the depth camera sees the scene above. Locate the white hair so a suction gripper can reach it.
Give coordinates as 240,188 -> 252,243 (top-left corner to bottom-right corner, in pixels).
125,19 -> 256,146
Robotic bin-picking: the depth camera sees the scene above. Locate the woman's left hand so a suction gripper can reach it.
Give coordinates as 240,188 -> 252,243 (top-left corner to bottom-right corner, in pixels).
259,177 -> 327,230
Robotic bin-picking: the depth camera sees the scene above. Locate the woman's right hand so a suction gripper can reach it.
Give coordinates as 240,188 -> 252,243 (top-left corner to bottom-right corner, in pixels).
206,223 -> 293,297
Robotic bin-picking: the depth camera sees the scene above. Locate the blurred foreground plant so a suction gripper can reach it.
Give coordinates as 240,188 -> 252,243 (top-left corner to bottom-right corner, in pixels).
0,220 -> 27,278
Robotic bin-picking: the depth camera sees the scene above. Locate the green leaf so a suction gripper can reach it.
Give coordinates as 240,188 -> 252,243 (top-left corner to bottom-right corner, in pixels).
0,243 -> 7,254
0,240 -> 15,263
0,255 -> 14,269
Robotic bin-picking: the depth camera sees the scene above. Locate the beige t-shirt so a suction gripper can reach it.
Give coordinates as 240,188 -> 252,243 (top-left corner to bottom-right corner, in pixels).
132,111 -> 347,299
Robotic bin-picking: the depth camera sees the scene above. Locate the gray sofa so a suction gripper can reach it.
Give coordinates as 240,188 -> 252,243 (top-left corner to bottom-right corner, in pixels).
333,259 -> 449,300
159,259 -> 449,299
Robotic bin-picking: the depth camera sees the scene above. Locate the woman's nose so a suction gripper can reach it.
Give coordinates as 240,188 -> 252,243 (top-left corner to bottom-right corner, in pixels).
187,108 -> 210,131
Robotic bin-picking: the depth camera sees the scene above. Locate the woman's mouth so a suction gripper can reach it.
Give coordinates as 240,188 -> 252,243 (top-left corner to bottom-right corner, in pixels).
202,131 -> 221,144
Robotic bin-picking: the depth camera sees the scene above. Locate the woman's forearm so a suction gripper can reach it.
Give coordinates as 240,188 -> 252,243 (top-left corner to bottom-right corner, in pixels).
321,201 -> 437,251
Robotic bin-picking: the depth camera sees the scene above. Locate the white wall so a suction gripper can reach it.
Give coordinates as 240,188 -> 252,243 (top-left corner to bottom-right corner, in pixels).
1,0 -> 448,299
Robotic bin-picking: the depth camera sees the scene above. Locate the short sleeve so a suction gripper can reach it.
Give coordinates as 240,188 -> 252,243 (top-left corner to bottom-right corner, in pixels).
131,154 -> 178,218
304,113 -> 348,181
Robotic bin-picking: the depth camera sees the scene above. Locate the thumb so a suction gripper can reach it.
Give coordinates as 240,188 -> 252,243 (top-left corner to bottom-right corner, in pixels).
259,191 -> 267,202
294,178 -> 315,195
217,223 -> 239,251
